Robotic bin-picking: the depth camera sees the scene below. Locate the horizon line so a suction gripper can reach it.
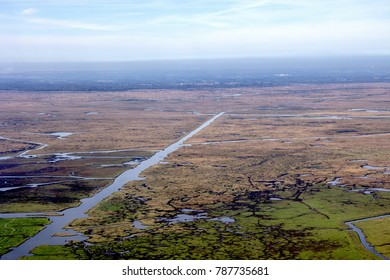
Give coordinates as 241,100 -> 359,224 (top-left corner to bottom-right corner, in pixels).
2,54 -> 390,65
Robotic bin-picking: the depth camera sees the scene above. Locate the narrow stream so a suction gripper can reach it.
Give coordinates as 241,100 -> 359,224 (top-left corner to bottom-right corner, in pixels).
0,112 -> 224,260
345,214 -> 390,260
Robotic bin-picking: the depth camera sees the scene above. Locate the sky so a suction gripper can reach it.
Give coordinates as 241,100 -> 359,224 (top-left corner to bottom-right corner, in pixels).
0,0 -> 390,62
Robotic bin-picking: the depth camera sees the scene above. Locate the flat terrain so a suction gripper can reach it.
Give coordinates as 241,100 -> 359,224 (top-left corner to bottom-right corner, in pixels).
0,90 -> 210,212
0,218 -> 49,255
356,217 -> 390,257
1,83 -> 390,259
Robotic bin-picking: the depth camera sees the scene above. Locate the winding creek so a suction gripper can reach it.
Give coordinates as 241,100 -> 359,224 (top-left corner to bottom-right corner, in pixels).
345,214 -> 390,260
0,112 -> 224,260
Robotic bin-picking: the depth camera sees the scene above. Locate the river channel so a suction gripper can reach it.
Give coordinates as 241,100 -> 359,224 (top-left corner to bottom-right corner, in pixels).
0,112 -> 224,260
346,214 -> 390,260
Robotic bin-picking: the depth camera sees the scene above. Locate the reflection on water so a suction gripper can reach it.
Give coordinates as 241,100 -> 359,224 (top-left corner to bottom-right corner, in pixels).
50,132 -> 73,139
0,156 -> 12,160
133,220 -> 148,230
363,165 -> 386,170
350,188 -> 390,194
48,153 -> 82,163
163,213 -> 208,224
161,208 -> 236,225
327,177 -> 343,186
209,216 -> 235,224
123,160 -> 139,165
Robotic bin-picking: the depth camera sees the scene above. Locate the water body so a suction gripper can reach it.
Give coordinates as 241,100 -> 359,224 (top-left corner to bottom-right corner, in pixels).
161,210 -> 235,225
48,153 -> 82,163
346,214 -> 390,260
0,177 -> 110,192
133,220 -> 148,230
209,216 -> 235,224
351,159 -> 367,163
349,109 -> 380,113
350,188 -> 390,194
0,135 -> 47,159
163,213 -> 208,224
0,156 -> 11,160
19,143 -> 48,159
0,182 -> 62,192
327,177 -> 343,186
50,132 -> 73,139
363,165 -> 387,170
123,160 -> 139,165
0,112 -> 224,260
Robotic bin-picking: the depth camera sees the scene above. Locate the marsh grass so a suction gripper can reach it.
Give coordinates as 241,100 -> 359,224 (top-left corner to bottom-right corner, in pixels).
355,217 -> 390,258
2,84 -> 390,259
0,218 -> 49,256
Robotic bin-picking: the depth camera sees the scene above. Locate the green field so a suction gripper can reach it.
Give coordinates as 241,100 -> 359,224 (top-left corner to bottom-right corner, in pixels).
0,218 -> 50,256
356,217 -> 390,258
20,186 -> 389,260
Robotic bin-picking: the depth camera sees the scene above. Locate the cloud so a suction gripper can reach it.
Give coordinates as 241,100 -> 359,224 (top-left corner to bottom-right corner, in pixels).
26,18 -> 118,31
1,18 -> 389,63
210,0 -> 273,16
146,0 -> 281,29
21,8 -> 37,16
1,0 -> 390,62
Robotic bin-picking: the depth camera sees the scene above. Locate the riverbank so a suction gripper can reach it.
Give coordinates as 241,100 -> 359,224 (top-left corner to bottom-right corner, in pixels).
346,215 -> 390,259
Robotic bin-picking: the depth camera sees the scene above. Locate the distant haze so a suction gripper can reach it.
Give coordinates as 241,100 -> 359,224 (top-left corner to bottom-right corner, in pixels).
0,0 -> 390,62
1,57 -> 390,91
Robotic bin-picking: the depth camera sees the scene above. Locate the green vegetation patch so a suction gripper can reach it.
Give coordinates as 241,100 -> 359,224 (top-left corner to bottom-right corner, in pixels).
355,217 -> 390,258
25,185 -> 390,260
0,218 -> 50,256
0,180 -> 111,213
21,244 -> 84,260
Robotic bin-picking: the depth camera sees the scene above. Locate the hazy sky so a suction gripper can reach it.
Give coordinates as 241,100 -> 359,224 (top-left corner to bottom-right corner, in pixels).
1,0 -> 390,62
